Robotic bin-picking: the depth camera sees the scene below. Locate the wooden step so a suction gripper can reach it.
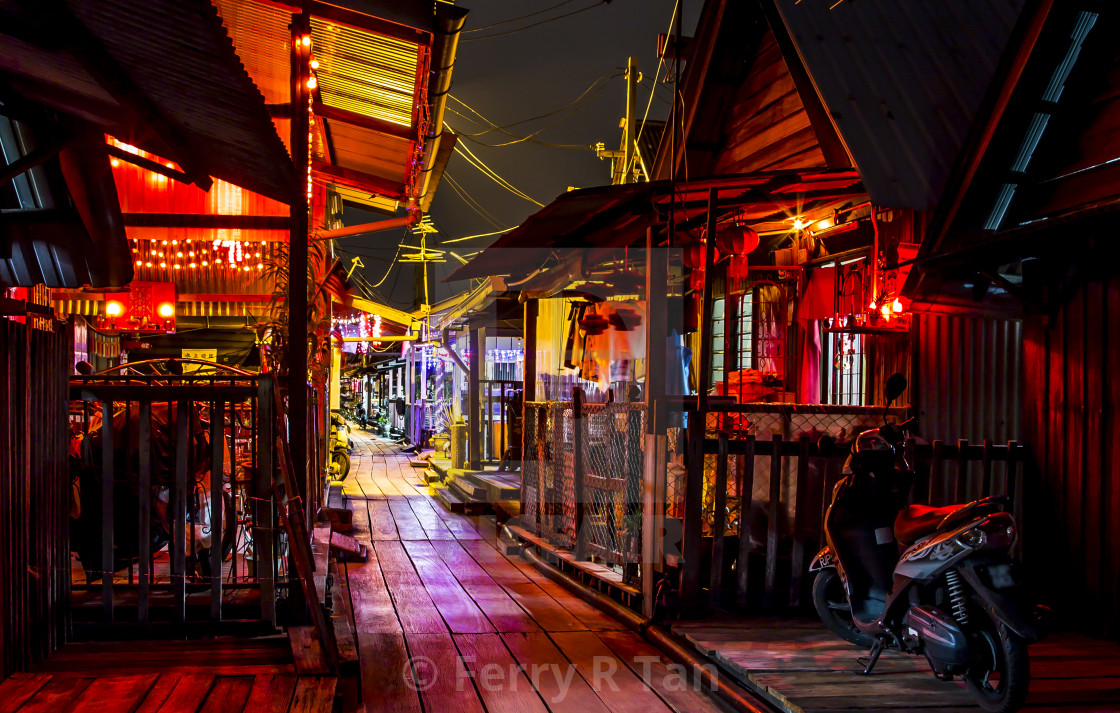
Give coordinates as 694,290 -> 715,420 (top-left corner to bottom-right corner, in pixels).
433,487 -> 465,514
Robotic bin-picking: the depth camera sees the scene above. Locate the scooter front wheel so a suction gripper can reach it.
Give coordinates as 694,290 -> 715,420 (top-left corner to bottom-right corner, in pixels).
963,605 -> 1030,713
332,450 -> 351,480
812,568 -> 875,648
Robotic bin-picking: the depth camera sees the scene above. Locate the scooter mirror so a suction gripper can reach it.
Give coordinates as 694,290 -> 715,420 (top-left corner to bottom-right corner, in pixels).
817,435 -> 837,457
886,373 -> 908,404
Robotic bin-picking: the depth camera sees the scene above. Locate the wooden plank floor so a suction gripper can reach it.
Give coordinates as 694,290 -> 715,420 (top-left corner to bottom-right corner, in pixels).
673,616 -> 1120,712
338,431 -> 735,713
2,638 -> 335,713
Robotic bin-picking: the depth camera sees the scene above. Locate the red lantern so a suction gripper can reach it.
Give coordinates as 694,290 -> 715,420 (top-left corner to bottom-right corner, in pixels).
689,269 -> 705,293
681,241 -> 719,270
715,222 -> 760,256
728,255 -> 750,280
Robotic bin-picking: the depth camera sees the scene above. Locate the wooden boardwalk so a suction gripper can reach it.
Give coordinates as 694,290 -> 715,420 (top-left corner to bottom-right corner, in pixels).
337,432 -> 735,713
1,638 -> 335,713
673,617 -> 1120,713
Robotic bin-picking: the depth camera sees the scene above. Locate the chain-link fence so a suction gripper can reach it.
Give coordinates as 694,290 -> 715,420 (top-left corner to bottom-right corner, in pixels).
520,398 -> 645,564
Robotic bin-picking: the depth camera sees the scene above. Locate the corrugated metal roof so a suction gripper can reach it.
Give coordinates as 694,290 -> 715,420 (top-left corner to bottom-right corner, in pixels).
68,0 -> 299,203
311,17 -> 421,128
775,0 -> 1025,210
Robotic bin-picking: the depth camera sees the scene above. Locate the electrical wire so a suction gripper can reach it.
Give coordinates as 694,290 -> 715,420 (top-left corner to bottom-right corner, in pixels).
441,227 -> 516,245
462,1 -> 607,42
463,0 -> 578,33
443,172 -> 510,228
449,73 -> 620,137
451,140 -> 544,207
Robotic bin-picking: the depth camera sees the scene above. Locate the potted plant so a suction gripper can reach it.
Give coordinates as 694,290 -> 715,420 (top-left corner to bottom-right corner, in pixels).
429,404 -> 454,458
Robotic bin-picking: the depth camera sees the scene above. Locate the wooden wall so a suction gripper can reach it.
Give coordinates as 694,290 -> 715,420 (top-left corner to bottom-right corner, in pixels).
1,319 -> 72,677
1022,275 -> 1120,638
712,31 -> 826,175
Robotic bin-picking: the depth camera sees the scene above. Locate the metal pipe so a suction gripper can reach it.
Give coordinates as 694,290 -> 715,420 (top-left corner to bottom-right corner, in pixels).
509,527 -> 772,713
417,5 -> 468,208
313,213 -> 418,241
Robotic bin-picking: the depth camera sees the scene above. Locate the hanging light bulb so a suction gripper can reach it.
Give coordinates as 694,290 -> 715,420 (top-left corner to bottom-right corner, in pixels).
307,76 -> 317,90
310,58 -> 319,70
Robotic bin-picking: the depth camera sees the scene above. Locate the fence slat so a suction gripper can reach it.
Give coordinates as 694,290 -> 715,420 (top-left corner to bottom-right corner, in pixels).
100,401 -> 114,623
210,400 -> 225,621
982,439 -> 993,497
764,433 -> 782,608
735,435 -> 756,608
138,401 -> 151,624
709,433 -> 729,604
789,436 -> 810,609
956,439 -> 970,503
257,377 -> 276,625
173,401 -> 190,624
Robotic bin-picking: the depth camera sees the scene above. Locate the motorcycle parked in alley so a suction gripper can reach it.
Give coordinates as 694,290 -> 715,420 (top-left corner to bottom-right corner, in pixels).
329,412 -> 353,480
811,373 -> 1041,713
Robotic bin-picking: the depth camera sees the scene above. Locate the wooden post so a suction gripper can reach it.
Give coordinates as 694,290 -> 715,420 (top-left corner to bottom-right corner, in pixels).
468,325 -> 485,470
642,225 -> 667,618
210,400 -> 225,621
573,386 -> 586,559
288,13 -> 311,504
522,298 -> 538,504
257,375 -> 276,625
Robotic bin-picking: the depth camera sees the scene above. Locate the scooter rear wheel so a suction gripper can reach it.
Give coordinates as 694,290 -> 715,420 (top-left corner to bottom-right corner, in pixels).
963,605 -> 1030,713
812,568 -> 876,648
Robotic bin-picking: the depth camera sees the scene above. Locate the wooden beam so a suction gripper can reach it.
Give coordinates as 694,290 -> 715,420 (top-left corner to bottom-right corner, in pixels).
105,144 -> 191,184
289,12 -> 311,509
312,160 -> 404,200
122,213 -> 289,230
314,102 -> 413,140
0,135 -> 78,183
468,325 -> 484,470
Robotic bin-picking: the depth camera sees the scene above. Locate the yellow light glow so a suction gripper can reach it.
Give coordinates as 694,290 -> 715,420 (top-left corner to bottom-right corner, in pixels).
105,301 -> 124,317
793,218 -> 805,231
202,261 -> 208,267
159,261 -> 166,268
310,59 -> 319,70
301,35 -> 311,47
173,264 -> 181,270
189,262 -> 196,268
158,302 -> 174,318
892,298 -> 903,313
145,262 -> 152,267
881,305 -> 891,319
176,252 -> 183,257
135,259 -> 142,266
111,158 -> 120,167
868,301 -> 877,311
307,76 -> 317,90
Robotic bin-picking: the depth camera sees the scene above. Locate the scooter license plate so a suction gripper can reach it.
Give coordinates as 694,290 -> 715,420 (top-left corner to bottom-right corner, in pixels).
987,563 -> 1015,589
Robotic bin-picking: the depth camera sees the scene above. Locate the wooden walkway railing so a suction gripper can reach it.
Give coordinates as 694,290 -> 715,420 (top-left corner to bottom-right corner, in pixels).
678,430 -> 1027,612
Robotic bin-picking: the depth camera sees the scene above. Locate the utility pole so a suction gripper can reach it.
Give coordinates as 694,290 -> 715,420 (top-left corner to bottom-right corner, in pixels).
622,56 -> 639,184
595,57 -> 641,184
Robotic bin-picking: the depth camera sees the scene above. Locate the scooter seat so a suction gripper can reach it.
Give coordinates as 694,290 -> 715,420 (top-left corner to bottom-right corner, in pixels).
894,504 -> 961,545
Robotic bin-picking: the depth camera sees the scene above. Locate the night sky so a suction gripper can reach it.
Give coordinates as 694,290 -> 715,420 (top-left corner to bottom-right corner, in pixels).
338,0 -> 700,310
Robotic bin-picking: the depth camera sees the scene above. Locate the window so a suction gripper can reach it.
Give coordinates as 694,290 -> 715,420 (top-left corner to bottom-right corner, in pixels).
823,321 -> 866,405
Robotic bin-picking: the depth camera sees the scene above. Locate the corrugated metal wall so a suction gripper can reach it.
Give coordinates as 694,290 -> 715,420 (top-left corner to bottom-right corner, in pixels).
1023,276 -> 1120,638
916,314 -> 1023,444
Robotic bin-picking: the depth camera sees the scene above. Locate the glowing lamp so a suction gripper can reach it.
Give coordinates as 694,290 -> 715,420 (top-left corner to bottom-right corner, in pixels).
892,298 -> 903,313
307,76 -> 317,90
868,300 -> 877,311
880,304 -> 891,320
310,59 -> 320,70
793,217 -> 806,231
300,35 -> 311,47
105,301 -> 124,317
158,302 -> 175,319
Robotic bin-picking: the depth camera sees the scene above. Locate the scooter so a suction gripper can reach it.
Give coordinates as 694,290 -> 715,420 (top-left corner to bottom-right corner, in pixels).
811,374 -> 1040,713
329,412 -> 353,480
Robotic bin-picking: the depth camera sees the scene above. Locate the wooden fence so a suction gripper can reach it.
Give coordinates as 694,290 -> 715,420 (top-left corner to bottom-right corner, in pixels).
678,429 -> 1028,611
68,365 -> 278,631
1,318 -> 71,679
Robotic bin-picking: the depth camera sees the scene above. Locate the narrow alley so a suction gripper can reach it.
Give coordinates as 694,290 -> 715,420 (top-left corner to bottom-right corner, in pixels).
337,431 -> 735,713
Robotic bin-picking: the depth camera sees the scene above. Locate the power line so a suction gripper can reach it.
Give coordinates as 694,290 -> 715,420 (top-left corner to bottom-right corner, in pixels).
462,1 -> 608,42
443,172 -> 510,228
451,140 -> 544,207
463,0 -> 578,33
441,227 -> 516,245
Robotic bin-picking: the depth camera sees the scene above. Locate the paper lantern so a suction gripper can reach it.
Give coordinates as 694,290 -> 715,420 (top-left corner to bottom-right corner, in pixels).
728,255 -> 750,280
681,241 -> 719,270
715,222 -> 760,256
